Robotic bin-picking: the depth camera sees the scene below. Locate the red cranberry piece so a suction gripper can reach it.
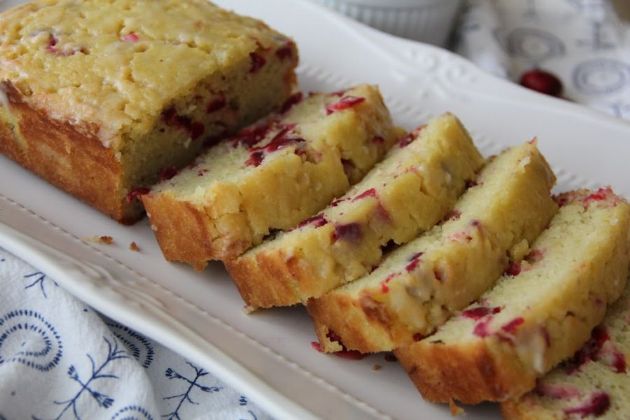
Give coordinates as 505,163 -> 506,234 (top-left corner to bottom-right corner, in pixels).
159,166 -> 178,181
245,151 -> 264,167
583,187 -> 614,207
276,43 -> 294,60
462,306 -> 502,320
254,124 -> 302,153
47,34 -> 58,51
232,122 -> 272,148
297,213 -> 328,229
280,92 -> 303,113
520,69 -> 563,97
443,209 -> 462,222
380,272 -> 398,293
501,317 -> 525,334
566,325 -> 610,373
46,33 -> 81,56
564,392 -> 610,417
311,341 -> 323,352
504,261 -> 522,276
121,32 -> 139,42
325,96 -> 365,115
207,94 -> 226,113
331,197 -> 348,207
161,107 -> 203,139
473,318 -> 492,337
611,350 -> 627,373
126,186 -> 150,203
353,188 -> 377,201
249,52 -> 266,73
405,252 -> 423,272
332,223 -> 362,242
398,125 -> 425,148
413,333 -> 424,342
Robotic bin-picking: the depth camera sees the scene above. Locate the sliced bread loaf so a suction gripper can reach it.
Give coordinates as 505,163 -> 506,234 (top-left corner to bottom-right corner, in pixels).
396,188 -> 630,404
503,274 -> 630,419
307,142 -> 558,353
142,85 -> 402,268
226,113 -> 484,309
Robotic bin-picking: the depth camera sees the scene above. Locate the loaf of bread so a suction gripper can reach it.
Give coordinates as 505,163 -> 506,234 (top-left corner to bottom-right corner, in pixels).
0,0 -> 298,223
142,85 -> 402,268
307,142 -> 558,353
226,113 -> 484,309
503,277 -> 630,419
396,188 -> 630,404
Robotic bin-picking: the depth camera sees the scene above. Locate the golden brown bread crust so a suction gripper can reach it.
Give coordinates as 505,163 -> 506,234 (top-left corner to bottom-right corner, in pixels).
226,244 -> 346,308
306,292 -> 412,353
395,340 -> 534,404
142,192 -> 249,270
225,248 -> 310,308
0,82 -> 139,223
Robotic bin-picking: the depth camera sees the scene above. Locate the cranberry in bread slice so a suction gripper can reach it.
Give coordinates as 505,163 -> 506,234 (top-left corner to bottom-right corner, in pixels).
307,142 -> 558,353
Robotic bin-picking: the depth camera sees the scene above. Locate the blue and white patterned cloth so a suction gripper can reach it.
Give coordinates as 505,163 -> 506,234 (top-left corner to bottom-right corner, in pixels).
0,248 -> 270,420
2,1 -> 629,419
456,0 -> 630,120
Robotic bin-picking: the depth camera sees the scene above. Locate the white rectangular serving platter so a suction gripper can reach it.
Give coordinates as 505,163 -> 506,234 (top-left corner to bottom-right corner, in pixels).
1,0 -> 630,419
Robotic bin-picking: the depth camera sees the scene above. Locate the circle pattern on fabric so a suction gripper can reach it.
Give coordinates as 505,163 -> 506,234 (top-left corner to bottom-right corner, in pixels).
0,309 -> 63,372
573,58 -> 630,95
505,27 -> 566,63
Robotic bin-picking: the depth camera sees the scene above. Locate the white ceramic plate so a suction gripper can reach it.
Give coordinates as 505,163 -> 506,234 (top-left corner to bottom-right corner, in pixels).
1,1 -> 630,419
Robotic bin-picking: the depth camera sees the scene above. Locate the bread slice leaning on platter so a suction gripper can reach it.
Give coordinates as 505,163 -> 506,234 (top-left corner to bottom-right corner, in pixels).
396,188 -> 630,404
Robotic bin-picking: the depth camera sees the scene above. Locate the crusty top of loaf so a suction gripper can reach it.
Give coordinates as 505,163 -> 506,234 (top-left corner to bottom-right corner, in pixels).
0,0 -> 291,147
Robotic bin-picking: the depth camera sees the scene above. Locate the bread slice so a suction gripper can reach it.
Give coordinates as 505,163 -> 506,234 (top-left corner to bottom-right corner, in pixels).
142,85 -> 402,268
307,142 -> 558,353
396,188 -> 630,404
503,276 -> 630,419
225,113 -> 484,309
0,0 -> 298,223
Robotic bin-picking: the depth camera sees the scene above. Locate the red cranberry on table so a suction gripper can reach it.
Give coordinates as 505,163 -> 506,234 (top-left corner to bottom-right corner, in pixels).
519,69 -> 563,97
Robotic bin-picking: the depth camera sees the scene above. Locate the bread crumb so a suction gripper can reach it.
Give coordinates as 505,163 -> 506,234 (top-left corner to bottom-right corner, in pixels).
372,364 -> 382,371
100,236 -> 114,244
129,241 -> 140,252
449,399 -> 465,416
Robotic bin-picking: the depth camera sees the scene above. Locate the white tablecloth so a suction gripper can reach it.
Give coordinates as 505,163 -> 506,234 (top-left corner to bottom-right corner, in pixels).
1,1 -> 629,419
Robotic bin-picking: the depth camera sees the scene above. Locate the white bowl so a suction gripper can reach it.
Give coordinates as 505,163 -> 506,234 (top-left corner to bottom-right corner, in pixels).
309,0 -> 463,46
